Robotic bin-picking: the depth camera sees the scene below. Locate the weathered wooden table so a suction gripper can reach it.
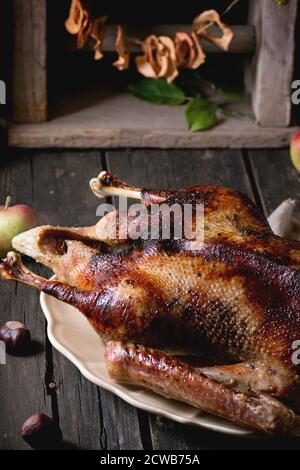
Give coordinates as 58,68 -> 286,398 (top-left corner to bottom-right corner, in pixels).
1,148 -> 300,450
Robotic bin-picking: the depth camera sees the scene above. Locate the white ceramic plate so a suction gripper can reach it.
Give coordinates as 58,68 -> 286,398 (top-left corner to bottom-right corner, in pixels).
37,207 -> 300,438
40,285 -> 258,437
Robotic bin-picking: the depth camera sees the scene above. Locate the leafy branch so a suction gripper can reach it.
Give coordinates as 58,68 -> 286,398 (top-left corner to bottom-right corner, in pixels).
129,78 -> 254,132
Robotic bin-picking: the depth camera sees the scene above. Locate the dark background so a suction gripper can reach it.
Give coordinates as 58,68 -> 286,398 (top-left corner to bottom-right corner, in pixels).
47,0 -> 250,106
1,0 -> 300,451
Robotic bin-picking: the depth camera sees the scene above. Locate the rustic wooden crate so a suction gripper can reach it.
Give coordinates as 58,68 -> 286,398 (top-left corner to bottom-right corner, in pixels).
245,0 -> 298,127
9,0 -> 298,149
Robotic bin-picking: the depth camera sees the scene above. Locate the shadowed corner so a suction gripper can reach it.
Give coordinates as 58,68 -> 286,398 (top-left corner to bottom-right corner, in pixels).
19,340 -> 44,357
55,440 -> 81,450
24,439 -> 80,451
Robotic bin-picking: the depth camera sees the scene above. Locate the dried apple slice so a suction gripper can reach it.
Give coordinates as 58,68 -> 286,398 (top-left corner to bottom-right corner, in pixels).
192,9 -> 234,52
136,35 -> 178,83
175,32 -> 206,69
113,25 -> 130,71
90,16 -> 108,61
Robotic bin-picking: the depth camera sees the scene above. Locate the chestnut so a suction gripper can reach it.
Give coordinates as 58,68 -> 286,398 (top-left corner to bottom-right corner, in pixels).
21,413 -> 63,449
0,321 -> 31,355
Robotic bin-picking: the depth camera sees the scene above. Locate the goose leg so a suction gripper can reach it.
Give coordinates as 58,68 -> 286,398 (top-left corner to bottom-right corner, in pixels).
90,171 -> 174,205
0,252 -> 97,316
105,341 -> 299,436
198,361 -> 294,399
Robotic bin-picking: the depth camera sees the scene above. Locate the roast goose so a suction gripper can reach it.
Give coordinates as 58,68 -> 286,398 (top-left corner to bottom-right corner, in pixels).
1,171 -> 300,436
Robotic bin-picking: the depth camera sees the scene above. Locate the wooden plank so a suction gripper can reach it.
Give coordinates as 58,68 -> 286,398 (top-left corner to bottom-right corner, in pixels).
105,149 -> 253,450
247,149 -> 300,218
66,25 -> 255,55
2,150 -> 299,449
0,152 -> 52,450
106,149 -> 254,197
106,148 -> 300,450
245,150 -> 300,450
245,0 -> 298,127
0,0 -> 8,106
8,94 -> 297,149
12,0 -> 47,123
31,151 -> 144,450
0,0 -> 10,143
0,117 -> 6,151
148,417 -> 300,451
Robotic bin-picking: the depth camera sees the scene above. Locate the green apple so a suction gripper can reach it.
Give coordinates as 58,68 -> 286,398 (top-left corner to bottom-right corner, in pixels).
0,197 -> 38,257
290,129 -> 300,173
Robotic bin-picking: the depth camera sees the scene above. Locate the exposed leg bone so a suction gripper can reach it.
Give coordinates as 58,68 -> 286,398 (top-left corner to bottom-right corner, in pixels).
90,171 -> 143,200
105,341 -> 299,436
90,171 -> 174,205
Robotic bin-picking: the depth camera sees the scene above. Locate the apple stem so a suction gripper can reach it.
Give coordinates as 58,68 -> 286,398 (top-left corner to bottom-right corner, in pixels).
4,195 -> 12,210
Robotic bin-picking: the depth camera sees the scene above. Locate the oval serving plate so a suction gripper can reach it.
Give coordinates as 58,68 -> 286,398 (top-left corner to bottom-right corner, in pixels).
40,284 -> 257,437
38,208 -> 300,438
40,288 -> 300,438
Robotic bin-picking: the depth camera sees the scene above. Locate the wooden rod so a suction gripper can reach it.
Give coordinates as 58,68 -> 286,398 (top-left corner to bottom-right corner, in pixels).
66,24 -> 255,55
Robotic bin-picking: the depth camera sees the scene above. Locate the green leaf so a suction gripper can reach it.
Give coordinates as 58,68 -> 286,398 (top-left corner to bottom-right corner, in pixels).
221,87 -> 246,103
128,79 -> 185,106
185,96 -> 218,132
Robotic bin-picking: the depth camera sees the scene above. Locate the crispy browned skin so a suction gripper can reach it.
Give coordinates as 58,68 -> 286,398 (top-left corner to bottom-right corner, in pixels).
2,174 -> 300,434
105,341 -> 298,436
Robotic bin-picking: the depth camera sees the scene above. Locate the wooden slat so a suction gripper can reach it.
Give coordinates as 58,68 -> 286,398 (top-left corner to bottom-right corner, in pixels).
105,149 -> 255,450
247,149 -> 300,218
31,151 -> 144,450
0,0 -> 9,141
66,25 -> 255,55
244,150 -> 300,445
148,417 -> 300,451
0,118 -> 6,150
105,149 -> 300,450
0,0 -> 8,107
245,0 -> 298,127
2,149 -> 300,449
12,0 -> 47,123
8,93 -> 297,149
106,149 -> 256,197
0,152 -> 52,450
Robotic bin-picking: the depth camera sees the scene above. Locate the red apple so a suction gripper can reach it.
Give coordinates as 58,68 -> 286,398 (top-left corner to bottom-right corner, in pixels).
290,129 -> 300,173
0,196 -> 38,257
